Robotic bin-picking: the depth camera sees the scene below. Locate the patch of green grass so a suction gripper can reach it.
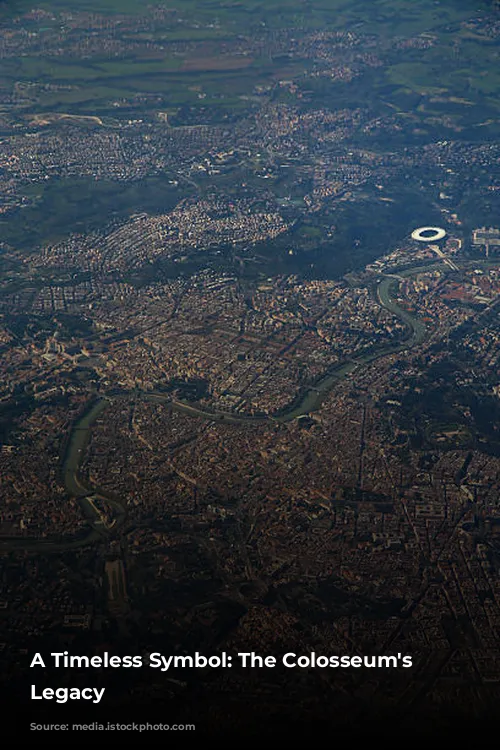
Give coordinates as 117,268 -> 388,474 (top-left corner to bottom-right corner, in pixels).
387,63 -> 449,94
2,0 -> 489,33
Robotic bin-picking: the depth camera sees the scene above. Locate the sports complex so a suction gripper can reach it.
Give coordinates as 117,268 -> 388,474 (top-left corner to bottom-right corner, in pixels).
411,226 -> 447,242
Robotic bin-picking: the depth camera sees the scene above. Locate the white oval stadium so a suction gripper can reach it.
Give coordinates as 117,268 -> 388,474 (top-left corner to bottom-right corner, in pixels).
411,226 -> 447,242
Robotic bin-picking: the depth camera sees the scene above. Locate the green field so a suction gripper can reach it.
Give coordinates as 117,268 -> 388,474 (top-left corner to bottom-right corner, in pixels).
1,0 -> 499,253
1,0 -> 497,116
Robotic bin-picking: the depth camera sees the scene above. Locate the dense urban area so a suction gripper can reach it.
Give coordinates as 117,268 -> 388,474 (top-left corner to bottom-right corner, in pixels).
1,0 -> 500,737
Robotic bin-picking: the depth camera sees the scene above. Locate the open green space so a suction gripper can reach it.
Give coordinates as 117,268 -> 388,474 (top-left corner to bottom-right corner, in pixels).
0,176 -> 184,249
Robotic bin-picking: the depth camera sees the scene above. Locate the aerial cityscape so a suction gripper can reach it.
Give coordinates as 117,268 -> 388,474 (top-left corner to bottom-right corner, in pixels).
1,0 -> 500,737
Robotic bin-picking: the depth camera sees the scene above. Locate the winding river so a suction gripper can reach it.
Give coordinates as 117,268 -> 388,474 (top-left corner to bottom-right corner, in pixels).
0,261 -> 452,551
